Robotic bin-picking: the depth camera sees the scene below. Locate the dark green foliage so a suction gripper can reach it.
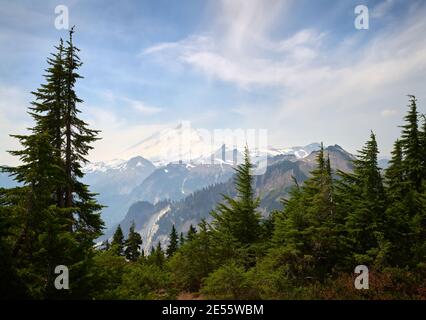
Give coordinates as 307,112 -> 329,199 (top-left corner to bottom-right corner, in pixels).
91,250 -> 127,299
91,250 -> 172,299
179,232 -> 185,246
396,96 -> 426,267
0,29 -> 103,299
111,224 -> 124,256
201,262 -> 255,299
385,140 -> 405,199
166,225 -> 179,257
335,132 -> 388,268
187,224 -> 197,241
114,263 -> 173,299
270,143 -> 339,283
381,96 -> 426,268
400,96 -> 423,191
384,140 -> 412,265
168,220 -> 215,292
125,222 -> 143,261
421,115 -> 426,177
209,147 -> 262,265
147,242 -> 165,268
0,194 -> 27,298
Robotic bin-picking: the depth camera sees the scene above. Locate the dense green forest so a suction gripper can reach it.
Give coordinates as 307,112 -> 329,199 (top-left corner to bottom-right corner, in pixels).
0,31 -> 425,300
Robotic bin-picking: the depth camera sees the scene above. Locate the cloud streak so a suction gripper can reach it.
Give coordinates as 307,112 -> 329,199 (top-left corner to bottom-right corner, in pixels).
142,0 -> 426,155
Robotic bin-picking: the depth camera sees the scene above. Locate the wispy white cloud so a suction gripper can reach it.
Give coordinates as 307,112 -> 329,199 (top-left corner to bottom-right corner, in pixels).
91,90 -> 163,115
141,0 -> 426,155
141,1 -> 328,90
123,98 -> 163,115
143,42 -> 180,55
143,28 -> 327,89
2,0 -> 426,164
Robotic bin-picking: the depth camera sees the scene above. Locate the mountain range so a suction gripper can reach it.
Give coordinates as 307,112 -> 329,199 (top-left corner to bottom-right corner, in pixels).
98,144 -> 356,252
0,124 -> 386,252
83,124 -> 325,227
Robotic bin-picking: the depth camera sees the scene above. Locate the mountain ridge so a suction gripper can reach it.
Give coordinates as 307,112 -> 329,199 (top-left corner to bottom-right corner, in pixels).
101,144 -> 357,251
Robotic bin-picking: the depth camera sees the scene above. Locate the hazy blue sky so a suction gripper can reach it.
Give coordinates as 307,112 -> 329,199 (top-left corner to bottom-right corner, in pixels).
1,0 -> 425,164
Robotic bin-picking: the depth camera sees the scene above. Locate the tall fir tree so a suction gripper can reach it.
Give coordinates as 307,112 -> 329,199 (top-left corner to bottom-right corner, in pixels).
336,132 -> 388,267
124,222 -> 142,261
62,27 -> 103,237
210,146 -> 261,258
272,143 -> 338,281
166,225 -> 179,257
29,39 -> 66,208
385,140 -> 405,200
400,95 -> 423,191
382,97 -> 426,267
396,96 -> 426,266
384,139 -> 412,265
111,224 -> 124,256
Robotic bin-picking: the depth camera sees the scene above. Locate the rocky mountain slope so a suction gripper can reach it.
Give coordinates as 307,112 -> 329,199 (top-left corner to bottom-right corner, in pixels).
103,145 -> 356,252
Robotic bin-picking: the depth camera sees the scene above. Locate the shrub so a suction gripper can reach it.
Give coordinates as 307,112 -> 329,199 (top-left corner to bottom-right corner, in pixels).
201,262 -> 256,299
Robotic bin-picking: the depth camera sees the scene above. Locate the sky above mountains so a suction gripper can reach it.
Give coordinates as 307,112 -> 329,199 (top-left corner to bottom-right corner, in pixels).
1,0 -> 425,165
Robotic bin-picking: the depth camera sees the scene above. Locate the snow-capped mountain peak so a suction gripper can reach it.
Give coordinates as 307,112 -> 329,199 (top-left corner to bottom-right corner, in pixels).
121,122 -> 320,166
124,122 -> 220,166
84,158 -> 127,173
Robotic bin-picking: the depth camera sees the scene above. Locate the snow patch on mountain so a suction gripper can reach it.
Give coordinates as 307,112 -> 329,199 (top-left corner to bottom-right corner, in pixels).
84,158 -> 128,173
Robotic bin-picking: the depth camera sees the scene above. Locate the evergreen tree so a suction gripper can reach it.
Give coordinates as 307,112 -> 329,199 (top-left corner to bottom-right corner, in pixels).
0,188 -> 28,298
111,224 -> 124,256
166,225 -> 179,257
187,224 -> 197,241
210,146 -> 261,264
125,222 -> 142,261
153,242 -> 165,267
61,28 -> 103,237
0,132 -> 75,298
420,115 -> 426,178
28,39 -> 66,207
385,140 -> 405,199
272,143 -> 338,281
168,219 -> 216,292
384,97 -> 426,267
1,29 -> 104,298
179,232 -> 185,247
399,96 -> 423,191
336,132 -> 388,267
384,140 -> 413,265
396,97 -> 426,266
